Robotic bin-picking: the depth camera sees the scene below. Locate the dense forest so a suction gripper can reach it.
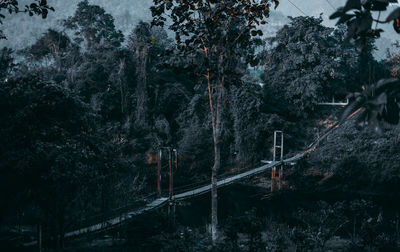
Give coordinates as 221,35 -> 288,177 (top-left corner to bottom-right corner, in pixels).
1,0 -> 400,251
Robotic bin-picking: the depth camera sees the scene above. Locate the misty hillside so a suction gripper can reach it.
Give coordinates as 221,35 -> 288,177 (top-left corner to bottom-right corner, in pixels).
0,0 -> 286,50
1,0 -> 399,59
0,0 -> 153,49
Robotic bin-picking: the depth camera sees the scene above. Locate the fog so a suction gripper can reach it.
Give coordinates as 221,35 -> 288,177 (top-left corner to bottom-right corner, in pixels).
0,0 -> 399,59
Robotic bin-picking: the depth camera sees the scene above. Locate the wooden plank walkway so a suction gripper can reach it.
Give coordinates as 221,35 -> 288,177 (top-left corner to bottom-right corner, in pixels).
22,154 -> 305,246
24,108 -> 359,247
64,197 -> 169,237
29,108 -> 358,244
62,155 -> 306,239
61,110 -> 348,239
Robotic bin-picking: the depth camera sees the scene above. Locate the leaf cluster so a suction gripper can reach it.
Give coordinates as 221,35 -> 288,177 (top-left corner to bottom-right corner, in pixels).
341,78 -> 400,131
151,0 -> 278,77
330,0 -> 399,48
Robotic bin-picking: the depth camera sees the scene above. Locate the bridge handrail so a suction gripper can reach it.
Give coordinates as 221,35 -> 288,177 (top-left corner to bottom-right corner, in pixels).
25,110 -> 361,246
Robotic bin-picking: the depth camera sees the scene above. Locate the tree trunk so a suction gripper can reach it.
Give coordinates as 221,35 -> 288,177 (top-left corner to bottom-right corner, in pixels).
204,44 -> 224,245
210,84 -> 222,245
59,207 -> 65,251
211,138 -> 220,244
135,48 -> 148,128
53,204 -> 66,252
54,207 -> 59,252
37,223 -> 42,252
118,60 -> 127,115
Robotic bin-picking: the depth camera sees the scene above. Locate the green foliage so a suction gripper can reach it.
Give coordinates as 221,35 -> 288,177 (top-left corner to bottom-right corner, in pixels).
260,16 -> 360,117
0,74 -> 98,223
2,1 -> 400,250
229,82 -> 287,165
24,29 -> 72,61
307,118 -> 400,196
341,78 -> 400,131
64,0 -> 123,48
291,201 -> 348,250
330,0 -> 398,49
151,0 -> 277,86
177,92 -> 213,175
329,1 -> 400,130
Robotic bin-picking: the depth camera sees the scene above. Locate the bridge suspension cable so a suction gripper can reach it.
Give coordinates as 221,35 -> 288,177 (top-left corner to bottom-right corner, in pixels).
287,0 -> 308,16
325,0 -> 336,11
24,107 -> 362,246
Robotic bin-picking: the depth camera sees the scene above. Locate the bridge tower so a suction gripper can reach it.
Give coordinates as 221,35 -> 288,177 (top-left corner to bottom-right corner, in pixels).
156,147 -> 178,199
271,130 -> 284,192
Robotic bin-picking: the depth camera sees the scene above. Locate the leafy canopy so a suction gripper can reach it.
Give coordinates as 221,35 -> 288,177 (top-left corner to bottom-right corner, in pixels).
261,16 -> 359,117
64,0 -> 123,48
151,0 -> 279,88
24,29 -> 72,61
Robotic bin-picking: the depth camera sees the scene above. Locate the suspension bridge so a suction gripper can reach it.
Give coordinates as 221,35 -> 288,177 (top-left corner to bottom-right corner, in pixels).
63,159 -> 300,238
24,104 -> 360,248
61,113 -> 354,238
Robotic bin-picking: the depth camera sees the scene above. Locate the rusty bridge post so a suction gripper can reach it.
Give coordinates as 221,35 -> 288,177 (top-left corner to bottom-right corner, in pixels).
157,147 -> 177,199
168,148 -> 173,200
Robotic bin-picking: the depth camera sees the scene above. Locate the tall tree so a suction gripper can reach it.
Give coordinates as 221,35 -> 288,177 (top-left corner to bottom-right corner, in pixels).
128,21 -> 174,129
63,1 -> 128,120
64,0 -> 123,49
23,29 -> 77,72
0,74 -> 98,250
260,16 -> 360,117
128,22 -> 153,128
151,0 -> 279,243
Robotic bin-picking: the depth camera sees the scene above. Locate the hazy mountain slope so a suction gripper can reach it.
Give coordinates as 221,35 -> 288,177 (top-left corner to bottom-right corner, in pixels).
0,0 -> 398,59
0,0 -> 152,49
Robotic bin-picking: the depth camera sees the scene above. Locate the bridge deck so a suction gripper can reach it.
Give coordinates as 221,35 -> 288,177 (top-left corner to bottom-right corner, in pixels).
25,108 -> 359,247
64,197 -> 169,237
63,154 -> 306,238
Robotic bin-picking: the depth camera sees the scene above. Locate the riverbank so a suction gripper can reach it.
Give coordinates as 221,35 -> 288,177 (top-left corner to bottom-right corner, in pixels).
52,181 -> 400,251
